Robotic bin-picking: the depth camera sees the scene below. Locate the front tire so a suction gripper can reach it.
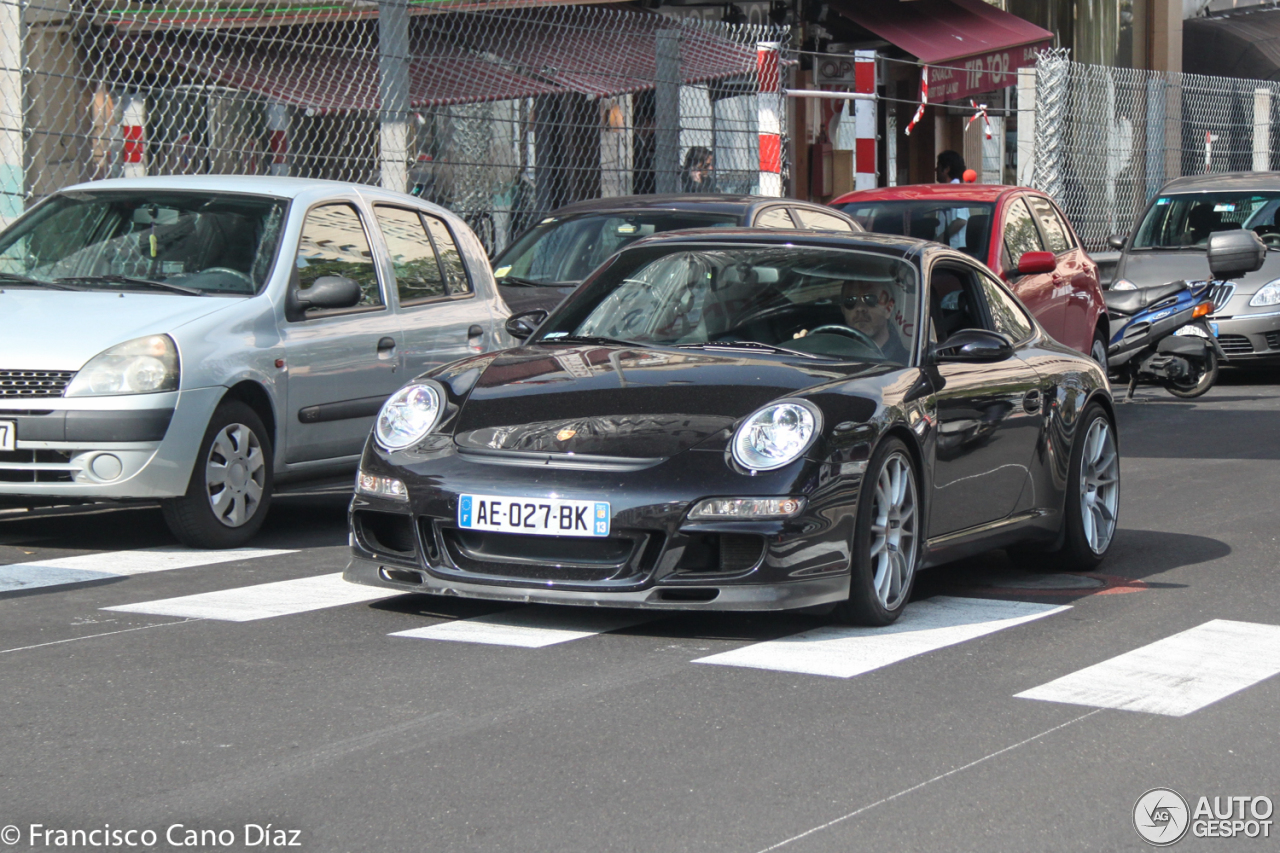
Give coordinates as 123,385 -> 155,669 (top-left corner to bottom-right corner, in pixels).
1090,330 -> 1108,371
833,437 -> 920,626
1164,349 -> 1218,398
161,400 -> 273,548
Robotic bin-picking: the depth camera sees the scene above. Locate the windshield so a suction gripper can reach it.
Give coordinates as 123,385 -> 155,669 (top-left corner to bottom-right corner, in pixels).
836,200 -> 994,261
0,191 -> 288,294
492,211 -> 739,285
1133,192 -> 1280,249
537,245 -> 919,366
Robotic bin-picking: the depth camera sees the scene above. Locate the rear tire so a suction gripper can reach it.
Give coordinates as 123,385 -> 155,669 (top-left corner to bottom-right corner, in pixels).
832,437 -> 920,626
1164,349 -> 1218,398
1090,329 -> 1108,371
1058,404 -> 1120,570
161,400 -> 273,549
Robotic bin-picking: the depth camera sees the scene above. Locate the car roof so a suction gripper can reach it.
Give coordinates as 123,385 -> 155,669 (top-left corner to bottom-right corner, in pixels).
830,183 -> 1026,205
58,175 -> 419,203
625,226 -> 925,257
1156,171 -> 1280,193
546,193 -> 854,219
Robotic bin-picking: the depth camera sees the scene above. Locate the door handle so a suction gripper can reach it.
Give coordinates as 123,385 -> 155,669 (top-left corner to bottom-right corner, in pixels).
467,324 -> 484,339
377,336 -> 397,352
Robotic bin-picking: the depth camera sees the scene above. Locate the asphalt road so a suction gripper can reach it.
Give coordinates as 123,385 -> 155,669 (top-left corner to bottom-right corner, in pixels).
2,371 -> 1279,853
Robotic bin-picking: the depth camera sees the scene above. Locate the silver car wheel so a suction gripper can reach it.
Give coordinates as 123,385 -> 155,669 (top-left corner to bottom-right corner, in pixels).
1079,418 -> 1119,554
205,422 -> 266,528
1090,336 -> 1108,369
868,451 -> 918,610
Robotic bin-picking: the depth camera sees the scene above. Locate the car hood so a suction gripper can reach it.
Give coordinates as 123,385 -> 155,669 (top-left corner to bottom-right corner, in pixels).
0,289 -> 241,370
1117,249 -> 1280,296
449,344 -> 878,459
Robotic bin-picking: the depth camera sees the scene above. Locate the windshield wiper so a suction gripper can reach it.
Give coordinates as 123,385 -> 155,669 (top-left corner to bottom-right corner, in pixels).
677,340 -> 824,360
542,334 -> 643,348
0,272 -> 85,290
500,275 -> 571,288
56,274 -> 206,296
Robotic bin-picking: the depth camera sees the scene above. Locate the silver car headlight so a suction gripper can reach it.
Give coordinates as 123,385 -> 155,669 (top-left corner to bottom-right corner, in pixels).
65,334 -> 179,397
375,383 -> 443,450
731,400 -> 821,472
1110,279 -> 1137,291
1249,279 -> 1280,307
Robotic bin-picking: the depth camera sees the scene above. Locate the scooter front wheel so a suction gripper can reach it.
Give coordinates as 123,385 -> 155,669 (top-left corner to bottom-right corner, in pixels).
1164,349 -> 1219,398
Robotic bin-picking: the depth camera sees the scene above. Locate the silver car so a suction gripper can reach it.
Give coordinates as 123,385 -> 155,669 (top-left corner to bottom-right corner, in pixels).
0,176 -> 506,547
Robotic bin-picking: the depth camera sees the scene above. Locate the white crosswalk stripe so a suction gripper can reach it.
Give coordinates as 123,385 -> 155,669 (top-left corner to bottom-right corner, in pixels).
391,606 -> 657,647
694,596 -> 1069,678
0,547 -> 295,593
103,573 -> 395,622
1015,619 -> 1280,717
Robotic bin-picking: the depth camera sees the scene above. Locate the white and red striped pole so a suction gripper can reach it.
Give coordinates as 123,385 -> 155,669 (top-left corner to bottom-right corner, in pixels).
757,41 -> 783,197
266,102 -> 289,176
853,49 -> 877,190
121,93 -> 146,178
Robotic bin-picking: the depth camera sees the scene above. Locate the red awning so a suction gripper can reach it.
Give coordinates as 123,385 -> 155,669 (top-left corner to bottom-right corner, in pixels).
127,10 -> 759,111
830,0 -> 1052,100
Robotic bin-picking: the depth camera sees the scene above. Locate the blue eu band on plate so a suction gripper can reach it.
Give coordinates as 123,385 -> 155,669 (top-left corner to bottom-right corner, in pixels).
459,495 -> 611,537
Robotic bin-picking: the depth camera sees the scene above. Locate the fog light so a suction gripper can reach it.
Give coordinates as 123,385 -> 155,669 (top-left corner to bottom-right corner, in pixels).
687,497 -> 805,520
89,453 -> 123,481
357,472 -> 408,501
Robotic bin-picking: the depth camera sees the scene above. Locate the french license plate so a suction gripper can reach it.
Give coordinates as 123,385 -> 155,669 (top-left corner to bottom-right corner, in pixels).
0,420 -> 13,452
458,494 -> 610,537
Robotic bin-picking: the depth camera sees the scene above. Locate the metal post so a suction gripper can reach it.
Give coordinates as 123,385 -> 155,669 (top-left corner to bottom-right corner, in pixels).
0,0 -> 22,226
379,0 -> 410,193
1254,88 -> 1271,172
655,30 -> 681,195
267,102 -> 290,177
756,41 -> 782,197
1016,67 -> 1036,187
853,50 -> 876,190
121,93 -> 146,179
1145,76 -> 1165,200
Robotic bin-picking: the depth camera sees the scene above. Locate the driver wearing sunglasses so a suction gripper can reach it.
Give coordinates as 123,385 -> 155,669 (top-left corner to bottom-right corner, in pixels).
837,278 -> 908,363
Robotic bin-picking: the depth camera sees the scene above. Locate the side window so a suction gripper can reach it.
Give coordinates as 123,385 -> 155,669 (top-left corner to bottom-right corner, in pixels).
422,215 -> 472,296
979,272 -> 1035,342
1026,196 -> 1073,254
1001,198 -> 1045,274
374,205 -> 446,305
928,265 -> 987,344
792,208 -> 855,232
295,204 -> 382,308
755,207 -> 796,229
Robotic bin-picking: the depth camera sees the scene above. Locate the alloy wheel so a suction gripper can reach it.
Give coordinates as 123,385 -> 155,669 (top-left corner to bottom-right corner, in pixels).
1079,418 -> 1119,554
868,451 -> 918,610
1091,336 -> 1108,369
205,423 -> 266,528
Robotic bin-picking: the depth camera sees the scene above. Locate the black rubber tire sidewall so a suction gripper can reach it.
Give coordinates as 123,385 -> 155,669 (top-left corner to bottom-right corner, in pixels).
1164,349 -> 1218,398
161,400 -> 274,549
832,436 -> 919,626
1057,403 -> 1118,571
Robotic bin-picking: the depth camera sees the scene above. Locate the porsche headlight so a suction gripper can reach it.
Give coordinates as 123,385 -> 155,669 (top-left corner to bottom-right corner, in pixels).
65,334 -> 179,397
375,383 -> 442,450
731,401 -> 821,472
1249,280 -> 1280,307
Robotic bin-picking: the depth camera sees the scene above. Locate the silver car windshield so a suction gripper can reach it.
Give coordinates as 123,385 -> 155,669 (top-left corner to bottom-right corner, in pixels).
0,191 -> 288,294
540,245 -> 919,366
1133,192 -> 1280,249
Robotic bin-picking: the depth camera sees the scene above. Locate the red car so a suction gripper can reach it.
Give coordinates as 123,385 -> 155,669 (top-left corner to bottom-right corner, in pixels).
830,185 -> 1108,364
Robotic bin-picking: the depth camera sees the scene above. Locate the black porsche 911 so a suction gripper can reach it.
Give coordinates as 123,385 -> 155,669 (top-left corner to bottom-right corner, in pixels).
344,230 -> 1119,625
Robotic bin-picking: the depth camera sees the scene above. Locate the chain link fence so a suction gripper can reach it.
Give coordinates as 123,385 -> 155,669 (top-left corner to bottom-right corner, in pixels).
1030,50 -> 1280,250
0,0 -> 787,253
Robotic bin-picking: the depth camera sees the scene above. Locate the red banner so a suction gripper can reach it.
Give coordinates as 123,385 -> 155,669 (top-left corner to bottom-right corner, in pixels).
926,41 -> 1049,102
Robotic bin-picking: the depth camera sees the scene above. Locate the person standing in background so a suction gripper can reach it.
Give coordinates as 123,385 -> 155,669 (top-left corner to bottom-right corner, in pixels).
936,150 -> 965,184
934,150 -> 968,247
682,147 -> 715,193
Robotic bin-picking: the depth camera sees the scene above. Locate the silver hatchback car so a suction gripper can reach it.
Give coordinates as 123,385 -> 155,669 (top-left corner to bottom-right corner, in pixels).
0,176 -> 506,547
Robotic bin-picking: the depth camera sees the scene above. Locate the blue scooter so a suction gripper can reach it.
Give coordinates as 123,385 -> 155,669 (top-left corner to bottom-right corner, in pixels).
1105,230 -> 1266,400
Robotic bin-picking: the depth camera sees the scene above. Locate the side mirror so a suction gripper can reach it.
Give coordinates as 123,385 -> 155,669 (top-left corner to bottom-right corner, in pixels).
1107,233 -> 1127,250
288,275 -> 363,320
504,309 -> 549,340
931,328 -> 1015,363
1017,250 -> 1057,276
1207,230 -> 1266,280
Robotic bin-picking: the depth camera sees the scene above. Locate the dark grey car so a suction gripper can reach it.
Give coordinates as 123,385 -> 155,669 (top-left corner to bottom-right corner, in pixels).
492,195 -> 861,315
1110,172 -> 1280,363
